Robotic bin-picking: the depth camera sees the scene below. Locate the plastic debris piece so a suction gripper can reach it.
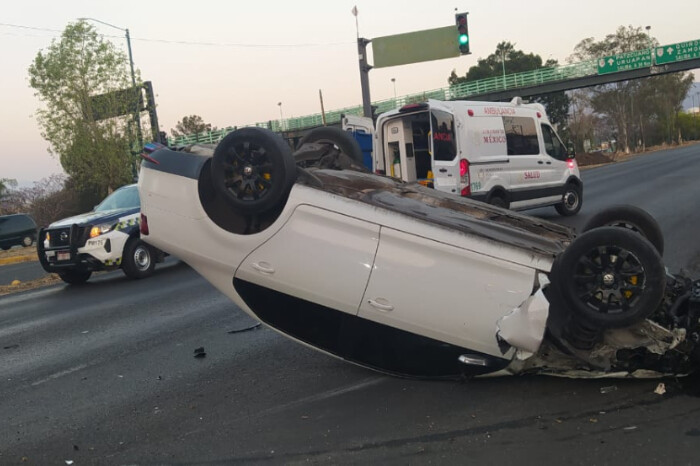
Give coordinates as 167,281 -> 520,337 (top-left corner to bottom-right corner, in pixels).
623,426 -> 638,431
65,461 -> 74,465
3,344 -> 19,350
654,382 -> 666,395
194,347 -> 206,359
73,445 -> 79,451
600,385 -> 618,394
589,418 -> 598,423
228,322 -> 262,334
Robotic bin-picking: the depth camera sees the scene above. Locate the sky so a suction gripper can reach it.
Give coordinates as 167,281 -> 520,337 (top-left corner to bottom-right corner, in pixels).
2,0 -> 699,186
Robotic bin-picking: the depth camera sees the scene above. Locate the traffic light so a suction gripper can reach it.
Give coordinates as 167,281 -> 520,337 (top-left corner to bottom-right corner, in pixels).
455,12 -> 470,55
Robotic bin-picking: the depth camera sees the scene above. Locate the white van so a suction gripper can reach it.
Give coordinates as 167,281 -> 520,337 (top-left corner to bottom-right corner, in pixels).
374,97 -> 583,215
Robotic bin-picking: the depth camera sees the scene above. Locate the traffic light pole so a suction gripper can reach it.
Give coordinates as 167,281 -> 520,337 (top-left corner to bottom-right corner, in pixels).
357,38 -> 373,119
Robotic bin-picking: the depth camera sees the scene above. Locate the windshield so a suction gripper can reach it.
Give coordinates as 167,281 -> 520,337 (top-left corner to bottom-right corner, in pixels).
95,185 -> 140,212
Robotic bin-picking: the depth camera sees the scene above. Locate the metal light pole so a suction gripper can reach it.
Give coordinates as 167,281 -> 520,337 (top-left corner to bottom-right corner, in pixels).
501,48 -> 507,89
79,18 -> 143,159
391,78 -> 397,100
278,102 -> 284,131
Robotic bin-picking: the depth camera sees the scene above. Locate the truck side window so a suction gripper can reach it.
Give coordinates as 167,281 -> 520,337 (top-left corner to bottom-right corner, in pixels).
430,110 -> 456,161
503,116 -> 539,155
541,124 -> 568,160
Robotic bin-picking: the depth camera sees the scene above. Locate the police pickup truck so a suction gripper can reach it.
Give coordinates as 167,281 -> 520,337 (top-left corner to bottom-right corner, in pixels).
37,184 -> 162,284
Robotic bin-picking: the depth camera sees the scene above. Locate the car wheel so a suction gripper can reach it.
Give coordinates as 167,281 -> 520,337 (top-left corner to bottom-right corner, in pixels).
58,269 -> 92,285
582,205 -> 664,256
553,227 -> 665,329
22,236 -> 33,247
296,126 -> 366,170
555,183 -> 582,216
122,238 -> 156,279
211,127 -> 297,214
487,195 -> 508,209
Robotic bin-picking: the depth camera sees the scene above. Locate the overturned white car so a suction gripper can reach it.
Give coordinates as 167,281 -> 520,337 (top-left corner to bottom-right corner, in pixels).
138,127 -> 699,379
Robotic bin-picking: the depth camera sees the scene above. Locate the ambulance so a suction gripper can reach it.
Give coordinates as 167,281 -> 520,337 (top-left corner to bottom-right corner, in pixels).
373,97 -> 583,215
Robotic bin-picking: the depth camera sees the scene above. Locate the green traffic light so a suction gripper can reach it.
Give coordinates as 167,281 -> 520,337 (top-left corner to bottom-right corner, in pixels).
459,34 -> 469,45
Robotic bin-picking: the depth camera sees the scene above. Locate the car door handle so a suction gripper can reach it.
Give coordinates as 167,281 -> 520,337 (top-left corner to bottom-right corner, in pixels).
546,161 -> 552,165
368,298 -> 394,312
537,160 -> 544,164
251,262 -> 275,274
439,168 -> 447,173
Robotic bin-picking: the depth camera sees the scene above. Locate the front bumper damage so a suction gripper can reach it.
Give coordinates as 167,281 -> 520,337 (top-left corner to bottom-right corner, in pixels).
498,273 -> 700,378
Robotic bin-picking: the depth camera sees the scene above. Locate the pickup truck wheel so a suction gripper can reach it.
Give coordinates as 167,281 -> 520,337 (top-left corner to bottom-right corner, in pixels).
555,183 -> 582,216
212,127 -> 296,214
22,236 -> 33,247
553,227 -> 665,329
122,238 -> 156,279
296,127 -> 366,170
58,269 -> 92,285
582,205 -> 664,256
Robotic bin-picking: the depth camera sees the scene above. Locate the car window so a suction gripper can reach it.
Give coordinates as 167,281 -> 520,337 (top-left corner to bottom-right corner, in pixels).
541,124 -> 568,160
95,186 -> 140,212
430,110 -> 457,161
503,116 -> 539,155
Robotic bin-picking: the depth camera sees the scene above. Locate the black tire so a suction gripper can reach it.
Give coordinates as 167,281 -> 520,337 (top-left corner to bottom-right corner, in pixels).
487,195 -> 508,209
582,205 -> 664,256
22,236 -> 33,247
296,126 -> 366,170
122,238 -> 156,279
58,269 -> 92,285
555,183 -> 583,216
211,127 -> 297,214
553,227 -> 665,329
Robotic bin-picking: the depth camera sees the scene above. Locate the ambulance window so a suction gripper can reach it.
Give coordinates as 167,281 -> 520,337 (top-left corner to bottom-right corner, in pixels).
502,116 -> 539,155
541,124 -> 568,160
430,110 -> 456,161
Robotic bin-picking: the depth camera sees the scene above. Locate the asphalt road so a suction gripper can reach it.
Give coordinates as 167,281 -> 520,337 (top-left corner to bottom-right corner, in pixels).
1,145 -> 700,464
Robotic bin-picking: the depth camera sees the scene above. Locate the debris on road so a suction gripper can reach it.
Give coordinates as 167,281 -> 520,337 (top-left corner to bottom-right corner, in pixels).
227,322 -> 262,334
194,347 -> 207,358
600,385 -> 618,394
654,382 -> 666,395
3,344 -> 19,350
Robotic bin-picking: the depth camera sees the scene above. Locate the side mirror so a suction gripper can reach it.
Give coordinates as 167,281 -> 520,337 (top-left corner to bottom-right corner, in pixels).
566,142 -> 576,158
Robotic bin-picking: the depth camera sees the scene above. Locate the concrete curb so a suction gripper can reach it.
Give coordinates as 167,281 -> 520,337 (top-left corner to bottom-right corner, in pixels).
0,255 -> 37,266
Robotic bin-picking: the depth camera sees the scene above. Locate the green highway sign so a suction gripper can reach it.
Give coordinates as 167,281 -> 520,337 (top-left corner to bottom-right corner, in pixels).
655,40 -> 700,65
372,26 -> 460,69
597,50 -> 652,75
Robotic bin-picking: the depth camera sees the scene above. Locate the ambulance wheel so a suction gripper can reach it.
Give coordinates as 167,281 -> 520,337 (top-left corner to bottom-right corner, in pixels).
555,183 -> 582,216
582,205 -> 664,256
553,227 -> 665,329
122,238 -> 156,279
297,127 -> 366,170
58,268 -> 92,285
487,194 -> 508,209
212,127 -> 297,214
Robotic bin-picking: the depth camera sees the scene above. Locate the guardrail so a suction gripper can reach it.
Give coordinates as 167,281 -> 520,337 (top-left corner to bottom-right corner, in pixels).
168,57 -> 598,146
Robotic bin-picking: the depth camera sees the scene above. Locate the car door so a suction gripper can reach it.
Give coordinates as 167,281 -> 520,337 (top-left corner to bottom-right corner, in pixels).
540,123 -> 571,187
357,227 -> 536,358
235,204 -> 380,316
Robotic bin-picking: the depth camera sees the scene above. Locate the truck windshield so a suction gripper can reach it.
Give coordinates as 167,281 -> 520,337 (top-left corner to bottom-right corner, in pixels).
95,185 -> 140,212
430,110 -> 456,161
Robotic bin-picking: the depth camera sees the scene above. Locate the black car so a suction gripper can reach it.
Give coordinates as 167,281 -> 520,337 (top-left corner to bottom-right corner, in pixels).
0,214 -> 37,250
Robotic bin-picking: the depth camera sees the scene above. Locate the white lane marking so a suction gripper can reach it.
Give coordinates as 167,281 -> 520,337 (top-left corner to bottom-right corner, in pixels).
31,363 -> 89,386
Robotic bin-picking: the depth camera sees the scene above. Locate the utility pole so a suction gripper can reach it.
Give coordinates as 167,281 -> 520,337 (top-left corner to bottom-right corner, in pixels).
358,38 -> 373,118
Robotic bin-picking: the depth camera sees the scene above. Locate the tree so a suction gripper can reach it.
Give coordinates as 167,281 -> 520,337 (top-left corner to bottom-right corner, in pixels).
570,25 -> 693,152
171,115 -> 216,138
449,42 -> 570,127
28,21 -> 136,197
